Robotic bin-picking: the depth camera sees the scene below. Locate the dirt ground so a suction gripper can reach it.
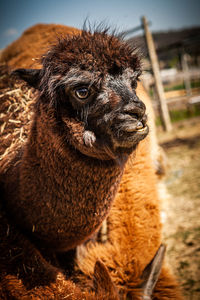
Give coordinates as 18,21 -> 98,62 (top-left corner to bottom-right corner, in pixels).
157,117 -> 200,299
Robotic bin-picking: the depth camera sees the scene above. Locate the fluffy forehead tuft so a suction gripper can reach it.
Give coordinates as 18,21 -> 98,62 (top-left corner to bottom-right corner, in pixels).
41,30 -> 141,77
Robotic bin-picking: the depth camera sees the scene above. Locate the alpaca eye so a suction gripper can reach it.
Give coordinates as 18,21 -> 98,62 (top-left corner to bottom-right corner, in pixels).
75,87 -> 89,99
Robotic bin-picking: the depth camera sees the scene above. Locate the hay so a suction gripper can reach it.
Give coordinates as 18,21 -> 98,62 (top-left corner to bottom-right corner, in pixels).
0,64 -> 35,167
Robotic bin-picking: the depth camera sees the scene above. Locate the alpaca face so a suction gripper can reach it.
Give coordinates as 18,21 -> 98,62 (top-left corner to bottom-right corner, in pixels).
59,67 -> 148,153
13,30 -> 149,159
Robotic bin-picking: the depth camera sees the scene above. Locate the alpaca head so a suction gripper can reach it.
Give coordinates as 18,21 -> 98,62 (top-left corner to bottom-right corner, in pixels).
12,29 -> 148,160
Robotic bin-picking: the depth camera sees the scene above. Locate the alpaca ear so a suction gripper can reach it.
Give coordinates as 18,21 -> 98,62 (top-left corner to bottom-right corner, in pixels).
11,68 -> 41,89
141,244 -> 166,299
93,260 -> 119,299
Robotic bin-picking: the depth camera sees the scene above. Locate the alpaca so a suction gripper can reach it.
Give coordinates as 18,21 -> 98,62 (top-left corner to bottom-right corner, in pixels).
0,28 -> 147,295
1,29 -> 149,252
0,27 -> 182,299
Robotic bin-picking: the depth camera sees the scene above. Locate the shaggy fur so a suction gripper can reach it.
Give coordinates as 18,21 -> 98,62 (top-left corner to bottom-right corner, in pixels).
2,30 -> 149,252
0,27 -> 183,299
0,203 -> 119,299
77,137 -> 182,299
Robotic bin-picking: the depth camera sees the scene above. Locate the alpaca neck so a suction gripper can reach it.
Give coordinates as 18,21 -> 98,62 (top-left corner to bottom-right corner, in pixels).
7,107 -> 126,251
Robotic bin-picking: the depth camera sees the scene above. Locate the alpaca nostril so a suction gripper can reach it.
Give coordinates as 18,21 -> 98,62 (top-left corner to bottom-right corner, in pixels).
128,113 -> 138,119
123,101 -> 146,120
126,108 -> 145,120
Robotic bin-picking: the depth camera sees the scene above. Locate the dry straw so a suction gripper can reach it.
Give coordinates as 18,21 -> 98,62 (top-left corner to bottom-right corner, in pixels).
0,64 -> 35,171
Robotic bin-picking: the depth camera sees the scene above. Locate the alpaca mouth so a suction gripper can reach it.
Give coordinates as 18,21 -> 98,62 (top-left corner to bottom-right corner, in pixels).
121,120 -> 148,133
127,124 -> 149,134
110,115 -> 149,150
136,125 -> 148,132
79,111 -> 148,159
117,125 -> 149,146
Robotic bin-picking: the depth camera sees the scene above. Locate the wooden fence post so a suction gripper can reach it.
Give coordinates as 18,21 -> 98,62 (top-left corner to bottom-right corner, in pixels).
142,16 -> 172,132
181,51 -> 192,97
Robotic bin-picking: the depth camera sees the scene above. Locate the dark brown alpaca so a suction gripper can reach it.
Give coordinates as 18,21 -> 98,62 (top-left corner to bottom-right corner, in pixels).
2,30 -> 148,252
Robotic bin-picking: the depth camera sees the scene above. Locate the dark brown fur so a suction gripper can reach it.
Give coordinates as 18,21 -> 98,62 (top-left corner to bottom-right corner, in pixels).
40,30 -> 140,89
2,30 -> 147,253
3,104 -> 123,250
0,205 -> 120,299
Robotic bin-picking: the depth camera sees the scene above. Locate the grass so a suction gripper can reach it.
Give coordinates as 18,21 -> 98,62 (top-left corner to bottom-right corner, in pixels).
164,81 -> 200,92
156,106 -> 200,125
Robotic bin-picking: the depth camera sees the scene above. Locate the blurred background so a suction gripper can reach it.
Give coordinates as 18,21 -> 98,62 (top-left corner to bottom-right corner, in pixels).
0,0 -> 200,298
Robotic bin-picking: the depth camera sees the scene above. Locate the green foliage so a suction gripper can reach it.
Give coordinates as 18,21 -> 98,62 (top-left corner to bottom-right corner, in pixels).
156,105 -> 200,125
164,81 -> 200,92
168,56 -> 179,69
191,81 -> 200,88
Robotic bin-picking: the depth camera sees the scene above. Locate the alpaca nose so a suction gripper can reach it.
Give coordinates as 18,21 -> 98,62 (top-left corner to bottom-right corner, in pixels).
122,88 -> 146,119
123,99 -> 146,120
